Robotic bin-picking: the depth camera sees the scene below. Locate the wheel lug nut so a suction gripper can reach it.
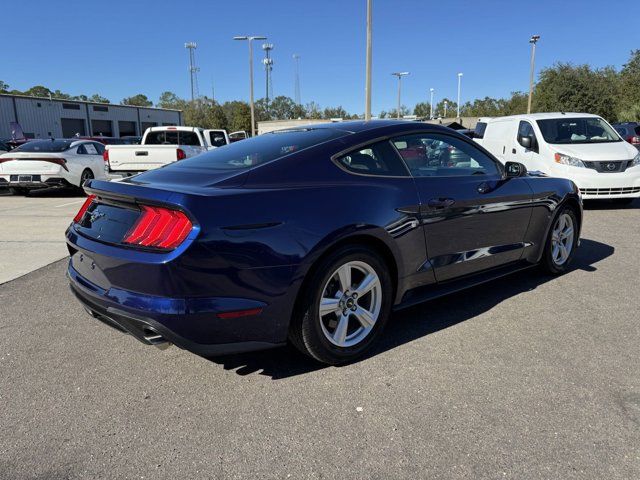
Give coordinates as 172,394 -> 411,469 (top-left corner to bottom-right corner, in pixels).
352,293 -> 358,299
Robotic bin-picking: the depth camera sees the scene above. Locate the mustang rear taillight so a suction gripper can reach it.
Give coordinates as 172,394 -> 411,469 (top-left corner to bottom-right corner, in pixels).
123,205 -> 192,250
0,157 -> 14,164
73,195 -> 96,223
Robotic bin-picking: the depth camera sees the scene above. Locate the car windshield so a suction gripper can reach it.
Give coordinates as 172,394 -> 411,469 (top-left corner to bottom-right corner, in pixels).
536,117 -> 621,144
13,140 -> 73,152
178,128 -> 349,170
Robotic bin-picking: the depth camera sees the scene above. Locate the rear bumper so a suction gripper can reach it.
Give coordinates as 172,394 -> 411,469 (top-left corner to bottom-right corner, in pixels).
0,174 -> 74,189
67,262 -> 285,356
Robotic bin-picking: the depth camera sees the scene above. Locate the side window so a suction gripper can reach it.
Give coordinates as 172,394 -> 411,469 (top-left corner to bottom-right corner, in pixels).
83,143 -> 99,155
474,122 -> 487,139
336,140 -> 409,176
209,132 -> 227,147
518,121 -> 534,138
76,144 -> 87,155
91,142 -> 105,155
391,133 -> 500,178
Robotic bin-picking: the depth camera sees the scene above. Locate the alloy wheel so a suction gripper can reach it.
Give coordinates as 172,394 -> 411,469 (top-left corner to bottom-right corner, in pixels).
551,212 -> 574,266
319,261 -> 382,348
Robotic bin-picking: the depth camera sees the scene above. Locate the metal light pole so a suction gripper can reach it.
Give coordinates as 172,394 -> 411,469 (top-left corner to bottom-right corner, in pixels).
364,0 -> 373,120
185,42 -> 198,102
444,100 -> 448,118
262,43 -> 274,115
457,73 -> 463,119
293,54 -> 301,106
234,35 -> 267,137
527,35 -> 540,114
429,88 -> 435,120
391,72 -> 409,119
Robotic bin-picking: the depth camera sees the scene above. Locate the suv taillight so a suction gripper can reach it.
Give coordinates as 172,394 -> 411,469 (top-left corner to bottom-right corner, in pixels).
176,148 -> 186,160
123,205 -> 192,250
103,149 -> 109,162
73,195 -> 96,223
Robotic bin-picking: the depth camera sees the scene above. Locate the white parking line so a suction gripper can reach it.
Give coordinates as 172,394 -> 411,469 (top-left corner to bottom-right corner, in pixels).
55,200 -> 85,208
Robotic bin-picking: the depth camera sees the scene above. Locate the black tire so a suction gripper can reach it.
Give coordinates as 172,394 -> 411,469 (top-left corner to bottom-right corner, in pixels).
540,205 -> 579,275
289,245 -> 394,365
79,169 -> 94,189
612,198 -> 634,206
9,187 -> 28,195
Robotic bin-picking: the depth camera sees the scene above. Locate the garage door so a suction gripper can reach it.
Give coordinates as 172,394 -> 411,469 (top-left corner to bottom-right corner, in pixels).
61,118 -> 86,138
92,120 -> 113,137
141,122 -> 157,133
118,121 -> 137,137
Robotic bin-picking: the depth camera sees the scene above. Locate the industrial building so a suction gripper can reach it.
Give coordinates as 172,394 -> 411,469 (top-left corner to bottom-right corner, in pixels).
0,94 -> 183,140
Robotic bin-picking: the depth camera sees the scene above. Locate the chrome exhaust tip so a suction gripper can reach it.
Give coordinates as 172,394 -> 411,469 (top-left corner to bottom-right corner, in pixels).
142,327 -> 171,350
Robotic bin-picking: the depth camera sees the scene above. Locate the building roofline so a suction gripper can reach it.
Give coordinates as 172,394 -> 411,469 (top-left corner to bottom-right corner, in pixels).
0,93 -> 182,112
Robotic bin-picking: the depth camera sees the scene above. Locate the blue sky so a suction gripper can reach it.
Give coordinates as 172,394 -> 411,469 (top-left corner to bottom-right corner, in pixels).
3,0 -> 638,114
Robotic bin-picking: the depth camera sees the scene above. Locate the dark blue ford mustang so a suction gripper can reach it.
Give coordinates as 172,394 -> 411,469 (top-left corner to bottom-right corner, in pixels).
66,120 -> 582,364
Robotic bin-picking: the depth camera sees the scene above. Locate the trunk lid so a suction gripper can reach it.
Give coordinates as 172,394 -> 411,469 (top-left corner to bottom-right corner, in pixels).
0,153 -> 65,174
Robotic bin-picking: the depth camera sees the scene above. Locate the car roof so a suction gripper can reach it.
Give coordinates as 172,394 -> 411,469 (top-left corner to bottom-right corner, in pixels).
273,119 -> 455,135
480,112 -> 603,123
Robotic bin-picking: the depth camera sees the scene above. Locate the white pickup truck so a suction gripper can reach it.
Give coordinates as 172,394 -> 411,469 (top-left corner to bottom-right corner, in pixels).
105,126 -> 232,175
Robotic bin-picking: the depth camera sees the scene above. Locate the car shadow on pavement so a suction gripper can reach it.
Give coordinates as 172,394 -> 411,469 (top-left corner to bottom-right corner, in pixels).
202,238 -> 614,379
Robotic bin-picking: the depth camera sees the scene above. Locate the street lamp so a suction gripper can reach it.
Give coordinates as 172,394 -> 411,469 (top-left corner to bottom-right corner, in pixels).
429,88 -> 435,120
457,73 -> 463,119
391,72 -> 409,119
364,0 -> 373,121
234,35 -> 267,137
527,35 -> 540,114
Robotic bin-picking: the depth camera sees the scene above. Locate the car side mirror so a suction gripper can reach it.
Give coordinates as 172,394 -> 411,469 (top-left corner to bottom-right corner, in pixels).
505,161 -> 527,178
518,135 -> 532,149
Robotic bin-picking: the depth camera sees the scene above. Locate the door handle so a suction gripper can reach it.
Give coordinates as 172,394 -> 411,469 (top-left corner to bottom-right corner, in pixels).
427,198 -> 455,208
512,148 -> 516,154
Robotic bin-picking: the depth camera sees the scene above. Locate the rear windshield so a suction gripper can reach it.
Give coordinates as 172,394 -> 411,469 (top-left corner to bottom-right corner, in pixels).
145,130 -> 202,146
13,140 -> 73,152
178,128 -> 349,170
536,117 -> 621,144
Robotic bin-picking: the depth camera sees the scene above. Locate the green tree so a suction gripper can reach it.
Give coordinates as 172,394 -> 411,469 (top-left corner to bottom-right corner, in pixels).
323,106 -> 349,119
618,50 -> 640,121
386,106 -> 410,118
222,100 -> 251,132
269,96 -> 298,120
460,97 -> 504,117
534,63 -> 620,121
121,94 -> 153,107
182,98 -> 228,130
413,102 -> 430,118
305,101 -> 323,119
88,94 -> 110,104
501,91 -> 528,116
434,98 -> 458,118
0,81 -> 10,93
157,91 -> 187,110
24,85 -> 53,98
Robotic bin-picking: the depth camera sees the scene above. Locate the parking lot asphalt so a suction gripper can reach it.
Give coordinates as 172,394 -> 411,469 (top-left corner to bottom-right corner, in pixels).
0,198 -> 638,479
0,189 -> 86,284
